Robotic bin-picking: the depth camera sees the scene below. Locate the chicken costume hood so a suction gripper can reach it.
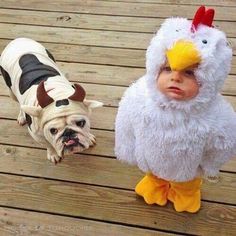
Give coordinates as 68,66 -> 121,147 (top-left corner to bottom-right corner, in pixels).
115,6 -> 236,213
146,6 -> 232,112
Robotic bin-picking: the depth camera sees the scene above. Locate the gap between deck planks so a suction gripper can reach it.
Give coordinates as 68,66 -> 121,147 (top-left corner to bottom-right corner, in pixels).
0,207 -> 174,236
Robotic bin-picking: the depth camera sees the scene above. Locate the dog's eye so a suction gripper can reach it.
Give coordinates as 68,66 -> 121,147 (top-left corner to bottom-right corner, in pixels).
76,119 -> 86,128
50,128 -> 58,135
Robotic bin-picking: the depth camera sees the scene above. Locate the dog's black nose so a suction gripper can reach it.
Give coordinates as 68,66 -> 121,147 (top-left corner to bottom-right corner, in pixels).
62,129 -> 76,137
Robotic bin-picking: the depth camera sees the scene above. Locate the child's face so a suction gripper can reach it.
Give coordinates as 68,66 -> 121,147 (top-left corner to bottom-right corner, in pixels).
156,62 -> 200,101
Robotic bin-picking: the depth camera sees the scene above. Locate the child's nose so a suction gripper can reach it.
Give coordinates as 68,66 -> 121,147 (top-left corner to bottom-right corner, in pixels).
171,71 -> 183,83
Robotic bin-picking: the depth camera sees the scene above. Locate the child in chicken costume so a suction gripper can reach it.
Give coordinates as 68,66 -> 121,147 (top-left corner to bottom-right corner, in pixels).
115,6 -> 236,213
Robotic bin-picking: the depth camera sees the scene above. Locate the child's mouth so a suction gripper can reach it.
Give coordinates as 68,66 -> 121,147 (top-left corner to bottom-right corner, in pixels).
167,86 -> 183,94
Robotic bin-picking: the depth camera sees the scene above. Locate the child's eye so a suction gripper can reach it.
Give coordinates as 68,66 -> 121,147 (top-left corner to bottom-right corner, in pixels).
162,66 -> 171,72
184,69 -> 195,76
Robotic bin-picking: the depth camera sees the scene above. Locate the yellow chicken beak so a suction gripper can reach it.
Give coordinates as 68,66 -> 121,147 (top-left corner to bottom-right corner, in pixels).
166,40 -> 201,71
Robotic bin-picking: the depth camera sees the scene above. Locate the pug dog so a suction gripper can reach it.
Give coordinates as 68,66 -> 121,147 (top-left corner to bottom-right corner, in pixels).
0,38 -> 102,163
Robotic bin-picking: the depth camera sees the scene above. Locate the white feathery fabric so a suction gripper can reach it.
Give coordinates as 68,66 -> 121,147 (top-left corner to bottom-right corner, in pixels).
115,17 -> 236,182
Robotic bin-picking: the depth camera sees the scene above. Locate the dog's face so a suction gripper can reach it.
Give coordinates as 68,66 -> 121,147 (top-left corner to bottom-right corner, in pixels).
21,82 -> 103,159
43,114 -> 91,157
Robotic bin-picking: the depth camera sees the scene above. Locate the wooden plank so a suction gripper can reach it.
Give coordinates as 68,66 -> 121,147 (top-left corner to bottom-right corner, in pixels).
222,75 -> 236,96
224,96 -> 236,109
223,158 -> 236,172
81,83 -> 124,107
0,22 -> 236,52
58,62 -> 144,86
0,173 -> 235,235
0,39 -> 235,74
0,119 -> 114,157
0,39 -> 146,68
0,207 -> 171,236
0,144 -> 141,189
0,0 -> 235,21
97,0 -> 236,7
0,144 -> 236,203
0,9 -> 235,37
0,23 -> 150,50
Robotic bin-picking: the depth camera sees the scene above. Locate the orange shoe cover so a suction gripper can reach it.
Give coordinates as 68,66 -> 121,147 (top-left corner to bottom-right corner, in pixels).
167,178 -> 202,213
135,174 -> 169,206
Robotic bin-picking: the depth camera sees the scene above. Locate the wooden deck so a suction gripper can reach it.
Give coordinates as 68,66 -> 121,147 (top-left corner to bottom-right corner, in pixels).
0,1 -> 236,235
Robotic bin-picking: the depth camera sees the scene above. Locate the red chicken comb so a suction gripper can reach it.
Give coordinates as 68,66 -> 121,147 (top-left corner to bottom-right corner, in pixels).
191,6 -> 215,32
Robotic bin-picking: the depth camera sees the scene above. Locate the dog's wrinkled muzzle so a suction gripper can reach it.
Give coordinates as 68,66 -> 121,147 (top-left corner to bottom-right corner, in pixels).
62,129 -> 85,152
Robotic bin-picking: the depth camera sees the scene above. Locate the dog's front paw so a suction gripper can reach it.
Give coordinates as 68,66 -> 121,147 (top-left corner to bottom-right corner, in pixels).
17,111 -> 27,126
88,133 -> 96,147
47,149 -> 63,164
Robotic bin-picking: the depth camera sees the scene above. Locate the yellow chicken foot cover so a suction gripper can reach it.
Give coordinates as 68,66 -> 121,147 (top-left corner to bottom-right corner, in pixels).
135,174 -> 202,213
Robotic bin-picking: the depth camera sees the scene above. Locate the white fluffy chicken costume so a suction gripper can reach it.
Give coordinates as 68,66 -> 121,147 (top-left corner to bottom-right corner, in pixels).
115,6 -> 236,213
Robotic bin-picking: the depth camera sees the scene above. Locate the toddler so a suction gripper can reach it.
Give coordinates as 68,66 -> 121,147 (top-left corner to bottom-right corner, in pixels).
115,6 -> 236,213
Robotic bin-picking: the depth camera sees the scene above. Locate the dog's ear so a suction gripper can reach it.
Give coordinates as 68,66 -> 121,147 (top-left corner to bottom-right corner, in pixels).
21,105 -> 42,117
83,99 -> 103,109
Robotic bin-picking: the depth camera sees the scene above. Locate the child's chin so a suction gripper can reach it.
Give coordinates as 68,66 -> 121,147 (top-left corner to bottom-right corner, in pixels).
167,93 -> 185,100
